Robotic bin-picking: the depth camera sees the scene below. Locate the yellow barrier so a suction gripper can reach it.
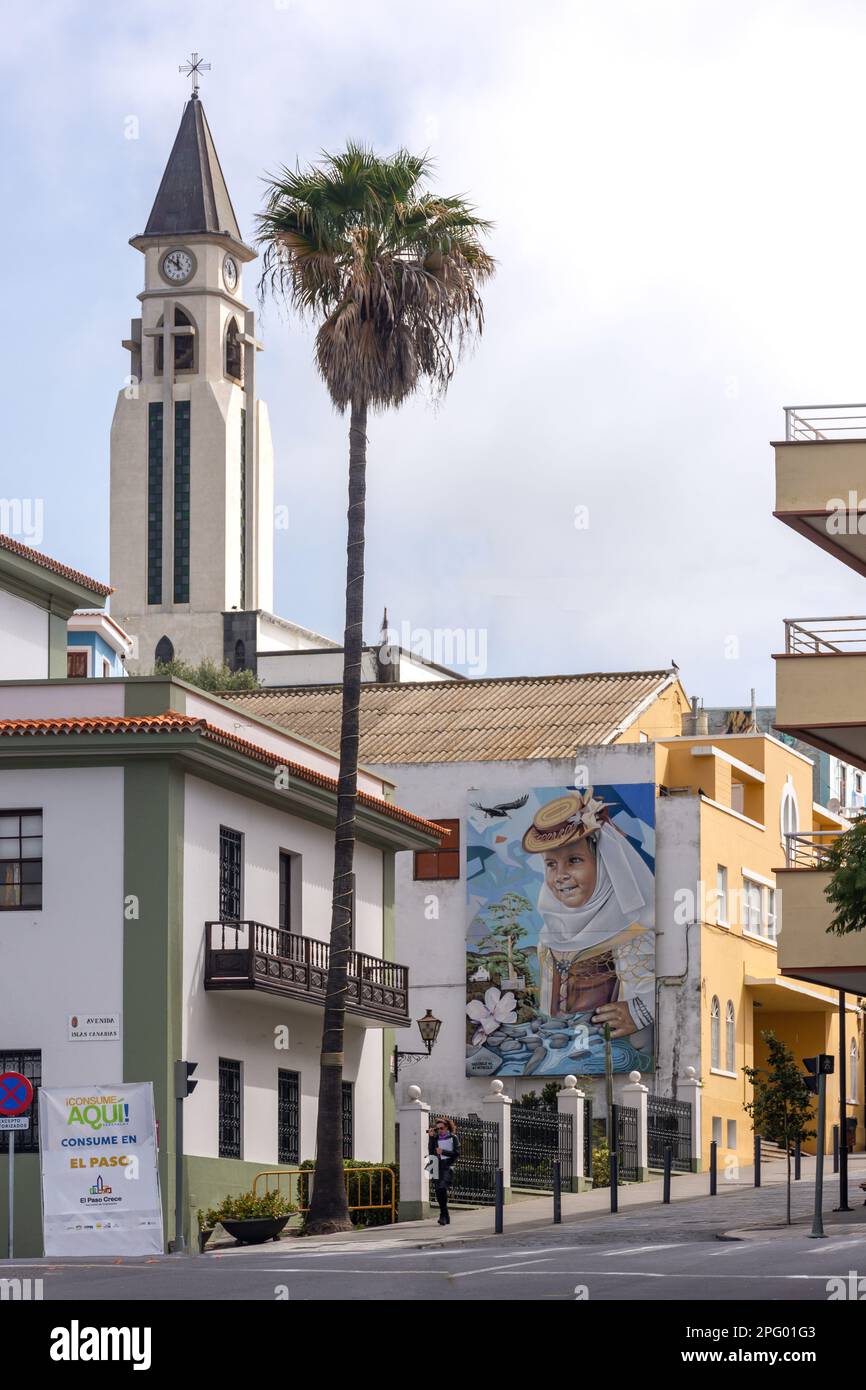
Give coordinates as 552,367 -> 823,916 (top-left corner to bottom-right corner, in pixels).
253,1166 -> 397,1224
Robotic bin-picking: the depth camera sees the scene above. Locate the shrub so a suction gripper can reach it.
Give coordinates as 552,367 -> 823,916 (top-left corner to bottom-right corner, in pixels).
592,1142 -> 611,1188
207,1189 -> 295,1224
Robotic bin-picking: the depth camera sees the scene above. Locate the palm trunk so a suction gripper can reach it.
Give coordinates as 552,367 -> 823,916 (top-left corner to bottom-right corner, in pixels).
306,398 -> 368,1234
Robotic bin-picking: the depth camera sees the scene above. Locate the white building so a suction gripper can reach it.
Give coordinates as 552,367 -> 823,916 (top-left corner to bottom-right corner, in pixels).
0,669 -> 439,1254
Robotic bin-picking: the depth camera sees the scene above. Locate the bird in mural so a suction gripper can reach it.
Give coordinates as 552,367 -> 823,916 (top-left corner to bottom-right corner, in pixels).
470,794 -> 530,819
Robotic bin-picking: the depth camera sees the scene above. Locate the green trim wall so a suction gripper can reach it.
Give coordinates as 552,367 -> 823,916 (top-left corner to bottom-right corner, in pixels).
382,852 -> 396,1164
123,759 -> 185,1244
47,613 -> 68,679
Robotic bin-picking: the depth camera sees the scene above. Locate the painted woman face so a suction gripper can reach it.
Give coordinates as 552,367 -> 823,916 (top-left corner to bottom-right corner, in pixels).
542,840 -> 598,907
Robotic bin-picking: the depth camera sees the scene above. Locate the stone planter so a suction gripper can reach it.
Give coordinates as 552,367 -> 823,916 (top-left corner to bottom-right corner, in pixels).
220,1216 -> 290,1245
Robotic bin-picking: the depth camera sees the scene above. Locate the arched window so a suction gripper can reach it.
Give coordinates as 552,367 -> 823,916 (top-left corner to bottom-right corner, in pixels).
154,306 -> 196,374
225,317 -> 243,381
155,636 -> 174,667
851,1038 -> 859,1103
234,639 -> 246,671
711,996 -> 720,1070
725,1001 -> 735,1073
780,779 -> 800,856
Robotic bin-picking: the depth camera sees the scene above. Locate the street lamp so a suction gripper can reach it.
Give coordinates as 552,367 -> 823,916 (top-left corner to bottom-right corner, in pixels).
393,1009 -> 442,1076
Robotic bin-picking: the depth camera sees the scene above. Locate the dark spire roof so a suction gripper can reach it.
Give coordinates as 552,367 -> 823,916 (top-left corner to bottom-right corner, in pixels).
143,96 -> 243,242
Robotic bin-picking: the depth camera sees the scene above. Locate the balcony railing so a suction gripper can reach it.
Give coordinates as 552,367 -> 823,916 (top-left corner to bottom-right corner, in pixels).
784,616 -> 866,655
784,829 -> 844,868
785,404 -> 866,441
204,920 -> 410,1025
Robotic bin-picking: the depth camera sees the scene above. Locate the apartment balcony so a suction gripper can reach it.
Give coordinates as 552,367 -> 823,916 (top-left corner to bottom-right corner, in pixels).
774,617 -> 866,769
774,405 -> 866,577
204,921 -> 410,1026
775,831 -> 866,993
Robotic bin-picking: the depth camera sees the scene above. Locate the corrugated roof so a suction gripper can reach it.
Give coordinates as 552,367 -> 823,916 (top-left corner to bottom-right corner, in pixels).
0,714 -> 444,837
0,533 -> 112,597
226,671 -> 680,764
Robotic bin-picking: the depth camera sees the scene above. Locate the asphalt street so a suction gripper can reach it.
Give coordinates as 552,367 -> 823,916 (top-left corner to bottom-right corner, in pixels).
6,1173 -> 866,1301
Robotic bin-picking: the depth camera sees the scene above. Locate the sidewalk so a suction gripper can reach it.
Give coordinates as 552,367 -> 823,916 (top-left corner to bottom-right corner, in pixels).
204,1151 -> 866,1255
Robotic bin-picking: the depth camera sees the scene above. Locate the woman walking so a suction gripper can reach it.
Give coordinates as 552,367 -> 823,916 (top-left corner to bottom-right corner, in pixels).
428,1117 -> 461,1225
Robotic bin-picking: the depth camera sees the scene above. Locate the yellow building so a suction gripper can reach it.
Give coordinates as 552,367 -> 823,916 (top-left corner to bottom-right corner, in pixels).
655,728 -> 861,1163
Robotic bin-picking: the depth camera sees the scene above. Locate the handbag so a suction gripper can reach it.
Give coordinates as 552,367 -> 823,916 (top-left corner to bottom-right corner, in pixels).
425,1155 -> 440,1180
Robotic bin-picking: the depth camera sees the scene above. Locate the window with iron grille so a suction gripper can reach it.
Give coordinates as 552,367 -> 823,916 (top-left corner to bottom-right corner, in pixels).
0,1049 -> 40,1153
218,1058 -> 242,1159
278,1069 -> 300,1165
414,818 -> 460,880
341,1081 -> 353,1160
219,827 -> 242,920
0,811 -> 43,911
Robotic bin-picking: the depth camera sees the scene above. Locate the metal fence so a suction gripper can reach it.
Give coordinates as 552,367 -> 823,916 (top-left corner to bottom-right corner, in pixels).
647,1095 -> 692,1172
511,1108 -> 574,1191
616,1104 -> 639,1183
430,1112 -> 499,1206
785,829 -> 845,868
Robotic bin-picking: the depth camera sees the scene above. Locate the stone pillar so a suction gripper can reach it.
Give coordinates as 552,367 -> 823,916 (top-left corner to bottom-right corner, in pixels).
680,1065 -> 703,1173
482,1079 -> 512,1202
557,1074 -> 591,1191
397,1083 -> 431,1222
622,1069 -> 650,1180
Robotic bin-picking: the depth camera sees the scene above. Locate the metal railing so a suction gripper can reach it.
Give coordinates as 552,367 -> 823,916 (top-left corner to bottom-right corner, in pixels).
784,616 -> 866,655
253,1166 -> 397,1224
205,920 -> 409,992
784,829 -> 845,868
785,404 -> 866,441
648,1095 -> 692,1172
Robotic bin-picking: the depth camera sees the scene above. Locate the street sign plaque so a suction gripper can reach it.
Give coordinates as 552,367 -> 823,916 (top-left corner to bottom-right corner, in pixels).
0,1117 -> 29,1131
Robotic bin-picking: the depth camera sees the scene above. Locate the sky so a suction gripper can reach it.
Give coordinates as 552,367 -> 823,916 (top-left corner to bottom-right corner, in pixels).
3,0 -> 866,704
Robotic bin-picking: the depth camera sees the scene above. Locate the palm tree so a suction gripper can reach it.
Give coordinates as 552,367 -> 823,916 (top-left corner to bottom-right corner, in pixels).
257,145 -> 493,1232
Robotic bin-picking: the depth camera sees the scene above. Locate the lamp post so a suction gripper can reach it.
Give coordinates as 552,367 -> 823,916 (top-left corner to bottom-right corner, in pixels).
393,1009 -> 442,1077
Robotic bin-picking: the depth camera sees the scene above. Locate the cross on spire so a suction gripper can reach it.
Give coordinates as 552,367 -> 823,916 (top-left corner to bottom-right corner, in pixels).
179,51 -> 211,99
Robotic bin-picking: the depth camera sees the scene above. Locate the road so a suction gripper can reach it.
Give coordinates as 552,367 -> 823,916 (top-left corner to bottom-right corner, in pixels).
6,1174 -> 866,1301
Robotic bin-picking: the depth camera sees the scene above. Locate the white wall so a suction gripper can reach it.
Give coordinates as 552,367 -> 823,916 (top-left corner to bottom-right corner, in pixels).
371,745 -> 687,1115
180,775 -> 385,1163
0,767 -> 124,1087
0,592 -> 49,680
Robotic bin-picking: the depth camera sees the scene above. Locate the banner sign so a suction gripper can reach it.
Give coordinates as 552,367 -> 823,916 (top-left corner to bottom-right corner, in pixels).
38,1082 -> 163,1256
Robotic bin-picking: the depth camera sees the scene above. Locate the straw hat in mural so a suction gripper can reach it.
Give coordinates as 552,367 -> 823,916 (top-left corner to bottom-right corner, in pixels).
520,790 -> 612,854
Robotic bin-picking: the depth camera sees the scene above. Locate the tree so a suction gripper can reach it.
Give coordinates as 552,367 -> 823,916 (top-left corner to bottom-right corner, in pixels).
153,657 -> 259,692
822,818 -> 866,936
257,146 -> 493,1232
743,1030 -> 815,1225
476,892 -> 533,983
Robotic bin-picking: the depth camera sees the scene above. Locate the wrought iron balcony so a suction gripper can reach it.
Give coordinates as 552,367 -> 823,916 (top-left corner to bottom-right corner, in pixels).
204,921 -> 409,1026
785,404 -> 866,442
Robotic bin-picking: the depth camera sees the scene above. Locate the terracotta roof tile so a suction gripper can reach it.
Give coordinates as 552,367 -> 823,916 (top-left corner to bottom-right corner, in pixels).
0,713 -> 442,838
225,671 -> 682,764
0,533 -> 112,597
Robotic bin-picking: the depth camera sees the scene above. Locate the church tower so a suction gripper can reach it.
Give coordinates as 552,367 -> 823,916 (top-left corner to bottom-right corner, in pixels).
110,84 -> 274,673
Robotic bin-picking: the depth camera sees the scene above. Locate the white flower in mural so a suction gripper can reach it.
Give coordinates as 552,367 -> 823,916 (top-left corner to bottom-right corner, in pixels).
467,987 -> 517,1046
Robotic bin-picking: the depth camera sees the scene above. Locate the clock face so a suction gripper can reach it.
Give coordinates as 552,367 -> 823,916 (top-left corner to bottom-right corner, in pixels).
161,249 -> 194,283
223,255 -> 239,291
